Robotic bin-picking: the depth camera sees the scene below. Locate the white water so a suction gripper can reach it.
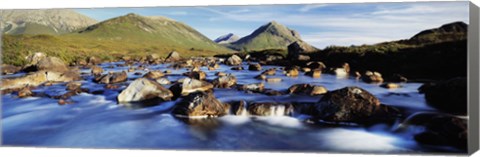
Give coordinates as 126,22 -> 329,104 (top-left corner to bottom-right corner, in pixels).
1,61 -> 460,153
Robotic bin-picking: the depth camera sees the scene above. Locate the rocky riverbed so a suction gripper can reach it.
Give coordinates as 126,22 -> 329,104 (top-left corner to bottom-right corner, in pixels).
1,53 -> 468,153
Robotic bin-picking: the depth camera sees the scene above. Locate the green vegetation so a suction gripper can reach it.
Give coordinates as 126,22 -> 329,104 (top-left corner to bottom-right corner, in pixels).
2,13 -> 232,66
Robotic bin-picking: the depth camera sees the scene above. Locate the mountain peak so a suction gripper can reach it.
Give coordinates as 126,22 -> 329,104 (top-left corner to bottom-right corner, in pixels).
214,33 -> 240,44
229,21 -> 308,51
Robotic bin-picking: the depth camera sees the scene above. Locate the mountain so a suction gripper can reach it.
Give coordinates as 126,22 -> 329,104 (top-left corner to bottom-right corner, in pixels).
214,33 -> 240,44
0,9 -> 97,35
229,21 -> 307,51
407,21 -> 467,44
2,13 -> 231,66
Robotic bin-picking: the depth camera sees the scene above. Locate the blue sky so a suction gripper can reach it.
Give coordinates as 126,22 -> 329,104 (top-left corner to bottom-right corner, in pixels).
76,1 -> 469,48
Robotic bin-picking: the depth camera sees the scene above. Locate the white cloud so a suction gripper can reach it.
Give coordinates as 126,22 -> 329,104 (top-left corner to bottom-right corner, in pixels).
199,2 -> 469,48
298,4 -> 329,12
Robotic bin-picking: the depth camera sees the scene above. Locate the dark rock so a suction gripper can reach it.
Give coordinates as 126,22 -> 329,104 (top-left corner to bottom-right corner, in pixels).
183,71 -> 206,80
248,63 -> 262,71
231,66 -> 244,71
172,92 -> 227,117
306,61 -> 326,71
315,86 -> 401,124
380,83 -> 401,89
306,70 -> 321,78
287,41 -> 317,61
418,77 -> 467,115
397,112 -> 467,150
229,100 -> 248,115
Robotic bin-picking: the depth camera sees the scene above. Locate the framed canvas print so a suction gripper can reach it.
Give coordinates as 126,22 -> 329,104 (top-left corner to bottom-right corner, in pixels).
1,0 -> 479,156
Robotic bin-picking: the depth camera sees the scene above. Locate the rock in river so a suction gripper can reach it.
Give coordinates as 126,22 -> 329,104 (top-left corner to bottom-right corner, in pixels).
315,86 -> 401,124
248,63 -> 262,71
247,102 -> 294,116
212,74 -> 237,88
143,71 -> 165,79
23,56 -> 69,72
117,78 -> 173,103
418,77 -> 467,115
1,70 -> 80,90
288,84 -> 328,96
91,66 -> 104,76
226,55 -> 242,66
362,71 -> 384,83
94,71 -> 128,84
172,91 -> 227,117
165,51 -> 181,62
170,78 -> 214,98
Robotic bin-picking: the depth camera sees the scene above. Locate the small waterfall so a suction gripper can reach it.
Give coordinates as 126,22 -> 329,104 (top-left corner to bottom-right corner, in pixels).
269,105 -> 286,116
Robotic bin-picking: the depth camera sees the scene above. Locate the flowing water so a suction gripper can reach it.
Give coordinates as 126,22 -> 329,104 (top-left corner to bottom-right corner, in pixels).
1,61 -> 464,153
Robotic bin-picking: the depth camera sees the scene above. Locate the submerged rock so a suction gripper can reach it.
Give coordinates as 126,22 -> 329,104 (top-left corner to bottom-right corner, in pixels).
172,92 -> 227,117
66,81 -> 82,91
212,74 -> 237,88
315,86 -> 401,124
396,112 -> 467,150
238,83 -> 265,92
380,83 -> 401,89
117,78 -> 173,103
17,87 -> 33,98
418,77 -> 467,115
288,84 -> 328,96
285,68 -> 299,77
248,63 -> 262,71
261,68 -> 276,75
266,78 -> 282,83
248,102 -> 294,116
94,71 -> 128,84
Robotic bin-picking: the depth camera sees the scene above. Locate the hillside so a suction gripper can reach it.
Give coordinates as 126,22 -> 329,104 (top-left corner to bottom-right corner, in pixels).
2,13 -> 232,66
310,21 -> 468,80
0,9 -> 97,35
229,21 -> 312,51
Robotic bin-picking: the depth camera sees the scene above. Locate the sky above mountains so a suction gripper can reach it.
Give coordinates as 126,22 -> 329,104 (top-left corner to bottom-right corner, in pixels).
76,1 -> 469,48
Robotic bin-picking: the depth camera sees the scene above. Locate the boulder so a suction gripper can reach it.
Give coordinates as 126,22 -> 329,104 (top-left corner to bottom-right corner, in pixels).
288,84 -> 328,96
94,71 -> 128,84
183,71 -> 206,80
248,102 -> 294,116
215,72 -> 227,77
254,74 -> 267,80
91,66 -> 104,76
170,78 -> 214,98
362,71 -> 384,83
165,51 -> 181,62
212,74 -> 237,88
287,41 -> 317,61
24,52 -> 46,65
306,70 -> 321,78
208,63 -> 220,71
143,71 -> 165,79
248,63 -> 262,71
156,78 -> 171,85
1,64 -> 21,74
389,74 -> 408,83
172,92 -> 227,117
146,54 -> 160,62
315,86 -> 401,124
117,78 -> 173,103
24,56 -> 69,72
418,77 -> 466,115
396,112 -> 467,150
226,55 -> 242,66
1,70 -> 80,90
87,56 -> 102,65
